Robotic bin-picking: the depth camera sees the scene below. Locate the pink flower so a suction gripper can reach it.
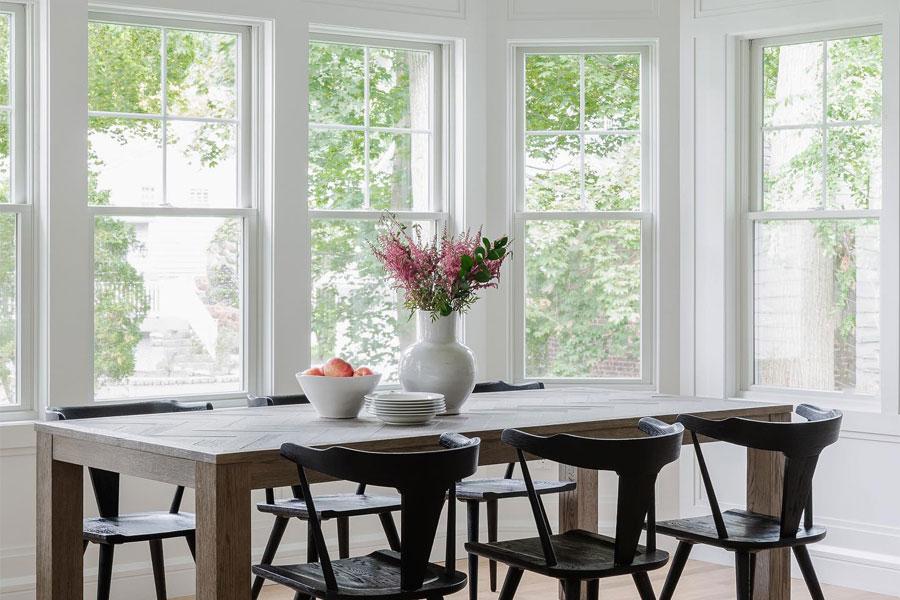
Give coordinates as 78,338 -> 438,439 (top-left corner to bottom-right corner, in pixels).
369,214 -> 510,318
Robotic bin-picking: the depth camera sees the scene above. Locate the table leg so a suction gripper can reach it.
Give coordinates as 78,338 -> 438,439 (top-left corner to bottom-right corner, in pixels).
558,464 -> 599,600
196,462 -> 251,600
36,432 -> 84,600
747,412 -> 791,600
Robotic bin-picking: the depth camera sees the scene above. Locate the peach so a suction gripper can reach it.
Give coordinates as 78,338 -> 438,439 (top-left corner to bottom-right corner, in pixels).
302,366 -> 324,376
354,367 -> 374,377
323,357 -> 354,377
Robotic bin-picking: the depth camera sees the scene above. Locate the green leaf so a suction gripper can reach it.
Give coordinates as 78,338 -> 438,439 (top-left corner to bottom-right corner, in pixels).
460,254 -> 474,271
474,268 -> 492,283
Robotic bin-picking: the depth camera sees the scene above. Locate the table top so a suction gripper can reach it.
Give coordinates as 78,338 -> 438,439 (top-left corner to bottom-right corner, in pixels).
36,389 -> 791,463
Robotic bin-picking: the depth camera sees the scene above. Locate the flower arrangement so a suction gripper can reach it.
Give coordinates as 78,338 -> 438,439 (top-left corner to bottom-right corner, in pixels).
370,214 -> 510,319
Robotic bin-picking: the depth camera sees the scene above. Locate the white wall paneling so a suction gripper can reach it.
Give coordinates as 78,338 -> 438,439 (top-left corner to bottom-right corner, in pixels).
506,0 -> 660,21
694,0 -> 825,19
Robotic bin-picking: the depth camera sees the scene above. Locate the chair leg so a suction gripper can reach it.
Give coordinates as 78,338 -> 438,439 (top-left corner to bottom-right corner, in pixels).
185,532 -> 196,561
586,579 -> 599,600
794,545 -> 825,600
486,499 -> 499,592
498,568 -> 523,600
378,512 -> 402,551
749,551 -> 757,596
337,516 -> 350,559
306,523 -> 318,563
96,543 -> 114,600
633,572 -> 656,600
660,541 -> 693,600
148,539 -> 167,600
467,501 -> 479,600
252,517 -> 289,600
562,579 -> 581,600
736,551 -> 752,600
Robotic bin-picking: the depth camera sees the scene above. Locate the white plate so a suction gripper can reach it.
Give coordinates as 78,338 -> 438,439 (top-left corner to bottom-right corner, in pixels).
369,403 -> 445,413
373,410 -> 440,417
369,402 -> 446,410
367,400 -> 445,408
376,413 -> 437,425
366,391 -> 444,403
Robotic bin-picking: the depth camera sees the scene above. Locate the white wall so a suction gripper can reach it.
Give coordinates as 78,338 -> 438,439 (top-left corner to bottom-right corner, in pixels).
680,0 -> 900,595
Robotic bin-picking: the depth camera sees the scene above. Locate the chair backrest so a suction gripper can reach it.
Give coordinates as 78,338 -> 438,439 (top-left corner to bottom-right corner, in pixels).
502,417 -> 683,567
280,433 -> 480,592
46,399 -> 213,420
471,381 -> 544,478
472,380 -> 544,394
246,394 -> 309,407
46,400 -> 213,517
677,404 -> 841,540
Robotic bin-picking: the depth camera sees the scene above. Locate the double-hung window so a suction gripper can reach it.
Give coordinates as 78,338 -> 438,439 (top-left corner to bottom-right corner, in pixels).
746,29 -> 882,398
307,35 -> 444,381
0,2 -> 26,410
514,46 -> 653,383
88,14 -> 254,400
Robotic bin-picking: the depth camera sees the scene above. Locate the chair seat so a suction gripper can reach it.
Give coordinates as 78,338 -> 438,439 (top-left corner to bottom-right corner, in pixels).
465,529 -> 669,579
257,493 -> 401,520
656,509 -> 827,550
252,549 -> 467,600
455,478 -> 575,501
83,511 -> 195,544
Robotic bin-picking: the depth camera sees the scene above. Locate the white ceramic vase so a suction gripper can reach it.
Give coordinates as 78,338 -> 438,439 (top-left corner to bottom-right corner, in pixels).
399,311 -> 475,415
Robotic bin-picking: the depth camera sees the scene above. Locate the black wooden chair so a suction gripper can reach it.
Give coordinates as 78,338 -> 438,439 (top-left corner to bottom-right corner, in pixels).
46,400 -> 212,600
655,404 -> 842,600
252,432 -> 481,600
247,394 -> 403,600
466,418 -> 684,600
457,381 -> 575,599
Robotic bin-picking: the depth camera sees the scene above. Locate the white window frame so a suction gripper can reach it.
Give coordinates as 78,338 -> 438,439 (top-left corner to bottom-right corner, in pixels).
739,25 -> 886,411
87,10 -> 259,403
510,43 -> 656,387
0,1 -> 33,417
305,30 -> 450,380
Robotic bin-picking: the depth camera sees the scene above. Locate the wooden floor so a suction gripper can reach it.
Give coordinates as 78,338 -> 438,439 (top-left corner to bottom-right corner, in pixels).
175,559 -> 896,599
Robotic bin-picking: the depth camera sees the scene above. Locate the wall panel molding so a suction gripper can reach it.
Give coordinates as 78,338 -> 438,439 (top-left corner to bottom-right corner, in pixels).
307,0 -> 467,20
694,0 -> 824,18
507,0 -> 660,21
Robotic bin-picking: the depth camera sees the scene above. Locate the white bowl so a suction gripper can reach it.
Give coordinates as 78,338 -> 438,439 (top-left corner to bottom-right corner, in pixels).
296,372 -> 382,419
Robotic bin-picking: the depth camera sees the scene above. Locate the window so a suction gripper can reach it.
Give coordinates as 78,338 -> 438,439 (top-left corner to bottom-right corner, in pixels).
514,46 -> 652,382
307,35 -> 444,381
746,29 -> 882,396
88,14 -> 253,400
0,3 -> 27,410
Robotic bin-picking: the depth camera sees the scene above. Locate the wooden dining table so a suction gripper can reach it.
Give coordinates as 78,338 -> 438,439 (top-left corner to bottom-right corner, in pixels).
35,389 -> 792,600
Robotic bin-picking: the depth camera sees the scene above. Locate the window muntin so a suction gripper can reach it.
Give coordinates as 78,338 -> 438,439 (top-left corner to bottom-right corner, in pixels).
517,47 -> 650,382
87,22 -> 241,209
749,31 -> 882,396
88,15 -> 252,400
0,4 -> 26,409
308,36 -> 443,382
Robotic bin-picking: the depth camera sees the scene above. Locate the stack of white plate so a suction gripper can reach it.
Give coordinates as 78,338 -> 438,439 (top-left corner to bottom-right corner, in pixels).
365,391 -> 446,425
